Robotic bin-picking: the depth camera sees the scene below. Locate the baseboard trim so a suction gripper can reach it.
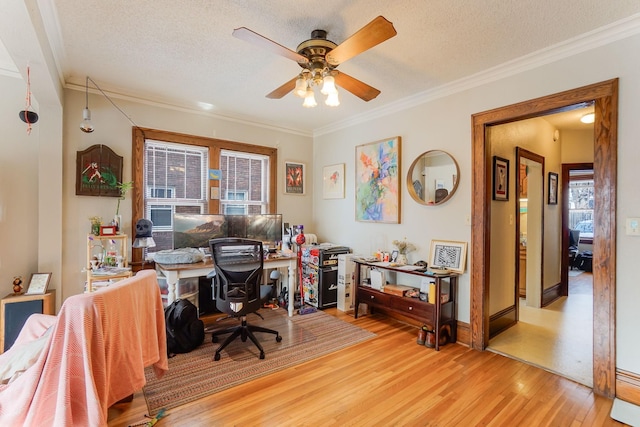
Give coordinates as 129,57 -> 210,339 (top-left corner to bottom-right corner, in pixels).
616,368 -> 640,406
542,282 -> 562,307
456,320 -> 470,347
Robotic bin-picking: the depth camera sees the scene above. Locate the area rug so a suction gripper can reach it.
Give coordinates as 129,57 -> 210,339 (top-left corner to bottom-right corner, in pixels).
142,308 -> 375,414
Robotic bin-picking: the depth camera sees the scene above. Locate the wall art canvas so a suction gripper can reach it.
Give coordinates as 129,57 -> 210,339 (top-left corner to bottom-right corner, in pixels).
285,161 -> 305,194
355,136 -> 401,223
323,163 -> 345,199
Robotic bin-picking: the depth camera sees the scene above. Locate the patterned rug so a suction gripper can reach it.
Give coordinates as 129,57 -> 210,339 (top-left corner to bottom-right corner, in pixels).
143,308 -> 375,414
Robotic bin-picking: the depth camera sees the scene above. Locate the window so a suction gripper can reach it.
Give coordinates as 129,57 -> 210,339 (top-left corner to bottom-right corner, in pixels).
220,150 -> 269,215
144,140 -> 209,250
568,171 -> 594,242
132,128 -> 278,265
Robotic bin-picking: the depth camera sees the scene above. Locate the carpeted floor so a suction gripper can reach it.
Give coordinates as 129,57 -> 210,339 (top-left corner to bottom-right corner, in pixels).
143,308 -> 375,415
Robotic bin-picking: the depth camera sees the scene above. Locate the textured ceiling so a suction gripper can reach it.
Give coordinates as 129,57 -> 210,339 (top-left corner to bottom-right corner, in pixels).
21,1 -> 640,133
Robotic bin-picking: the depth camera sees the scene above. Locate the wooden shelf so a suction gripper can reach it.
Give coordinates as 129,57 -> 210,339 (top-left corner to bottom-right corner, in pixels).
86,234 -> 131,292
353,260 -> 457,350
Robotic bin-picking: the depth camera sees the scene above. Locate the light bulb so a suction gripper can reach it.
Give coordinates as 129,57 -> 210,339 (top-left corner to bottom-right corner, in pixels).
325,91 -> 340,107
321,75 -> 337,95
580,113 -> 595,124
302,88 -> 317,108
294,77 -> 307,98
80,108 -> 95,133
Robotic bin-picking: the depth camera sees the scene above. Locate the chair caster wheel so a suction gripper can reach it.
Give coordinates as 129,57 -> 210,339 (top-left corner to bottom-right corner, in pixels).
259,352 -> 265,359
214,353 -> 221,361
276,335 -> 282,342
212,335 -> 219,343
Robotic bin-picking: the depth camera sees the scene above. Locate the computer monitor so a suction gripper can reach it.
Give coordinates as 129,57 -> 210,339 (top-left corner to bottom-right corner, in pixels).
173,213 -> 227,249
225,214 -> 283,248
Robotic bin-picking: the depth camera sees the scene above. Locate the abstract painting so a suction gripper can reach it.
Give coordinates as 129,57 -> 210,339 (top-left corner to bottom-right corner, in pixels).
355,136 -> 401,223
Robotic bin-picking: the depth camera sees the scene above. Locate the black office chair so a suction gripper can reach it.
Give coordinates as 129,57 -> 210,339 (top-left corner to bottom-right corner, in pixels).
208,238 -> 282,360
568,229 -> 580,269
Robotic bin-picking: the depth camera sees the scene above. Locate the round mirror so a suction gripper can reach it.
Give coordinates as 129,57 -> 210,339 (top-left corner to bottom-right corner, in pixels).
407,150 -> 460,205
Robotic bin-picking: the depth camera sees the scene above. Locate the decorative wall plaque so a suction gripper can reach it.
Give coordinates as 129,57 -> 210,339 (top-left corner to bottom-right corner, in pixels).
76,144 -> 123,197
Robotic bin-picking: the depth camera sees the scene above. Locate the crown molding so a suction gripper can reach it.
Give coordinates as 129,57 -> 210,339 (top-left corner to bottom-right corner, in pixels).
313,13 -> 640,137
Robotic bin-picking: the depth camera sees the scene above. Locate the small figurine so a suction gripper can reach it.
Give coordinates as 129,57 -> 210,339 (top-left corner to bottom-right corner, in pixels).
12,276 -> 23,295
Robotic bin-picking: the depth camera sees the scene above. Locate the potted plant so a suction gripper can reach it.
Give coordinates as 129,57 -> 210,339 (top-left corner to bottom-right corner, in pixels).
392,238 -> 416,265
114,181 -> 133,232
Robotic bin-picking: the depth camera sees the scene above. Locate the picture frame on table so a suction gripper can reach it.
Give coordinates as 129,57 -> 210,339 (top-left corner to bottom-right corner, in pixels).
25,273 -> 52,295
492,156 -> 509,201
285,161 -> 305,195
428,240 -> 468,274
548,172 -> 558,205
322,163 -> 345,199
100,225 -> 117,236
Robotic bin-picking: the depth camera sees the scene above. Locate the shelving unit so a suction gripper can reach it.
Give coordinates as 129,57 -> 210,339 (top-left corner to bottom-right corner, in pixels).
353,259 -> 457,350
86,234 -> 132,292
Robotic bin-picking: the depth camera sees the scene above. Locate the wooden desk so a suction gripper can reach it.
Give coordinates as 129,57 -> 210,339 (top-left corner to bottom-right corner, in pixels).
156,253 -> 298,316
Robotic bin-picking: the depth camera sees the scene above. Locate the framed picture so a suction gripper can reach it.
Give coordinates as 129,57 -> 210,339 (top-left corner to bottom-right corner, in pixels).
492,156 -> 509,201
285,161 -> 305,195
323,163 -> 345,199
428,240 -> 468,274
100,225 -> 117,236
355,136 -> 401,223
25,273 -> 52,295
548,172 -> 558,205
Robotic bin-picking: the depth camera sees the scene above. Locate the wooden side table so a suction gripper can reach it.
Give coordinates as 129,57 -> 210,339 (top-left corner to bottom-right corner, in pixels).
0,291 -> 56,353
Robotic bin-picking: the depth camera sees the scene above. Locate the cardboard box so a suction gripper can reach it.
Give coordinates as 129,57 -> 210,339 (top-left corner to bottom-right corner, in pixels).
383,284 -> 413,297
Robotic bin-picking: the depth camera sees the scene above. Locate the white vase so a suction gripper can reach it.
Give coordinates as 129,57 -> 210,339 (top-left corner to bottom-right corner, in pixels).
397,253 -> 408,265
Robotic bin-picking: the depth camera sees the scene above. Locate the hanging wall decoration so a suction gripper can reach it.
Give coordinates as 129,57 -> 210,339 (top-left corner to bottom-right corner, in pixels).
76,144 -> 123,197
19,66 -> 39,134
355,136 -> 401,223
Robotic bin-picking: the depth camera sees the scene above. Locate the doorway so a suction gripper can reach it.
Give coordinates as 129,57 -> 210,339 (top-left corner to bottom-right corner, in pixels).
470,79 -> 618,397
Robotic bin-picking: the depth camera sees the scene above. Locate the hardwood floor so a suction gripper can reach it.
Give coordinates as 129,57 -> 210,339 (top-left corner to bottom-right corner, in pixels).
108,309 -> 626,426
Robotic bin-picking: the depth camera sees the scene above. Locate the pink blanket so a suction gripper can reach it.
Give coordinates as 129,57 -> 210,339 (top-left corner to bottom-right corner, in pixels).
0,270 -> 168,426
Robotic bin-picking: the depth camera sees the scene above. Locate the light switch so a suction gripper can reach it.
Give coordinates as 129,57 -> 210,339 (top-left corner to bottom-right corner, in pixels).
627,218 -> 640,236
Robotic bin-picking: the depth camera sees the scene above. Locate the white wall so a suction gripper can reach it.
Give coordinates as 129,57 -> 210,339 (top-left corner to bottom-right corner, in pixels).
0,75 -> 40,289
61,89 -> 313,296
313,33 -> 640,384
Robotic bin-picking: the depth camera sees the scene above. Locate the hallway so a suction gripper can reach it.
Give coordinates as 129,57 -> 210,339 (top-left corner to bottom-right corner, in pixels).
487,272 -> 593,387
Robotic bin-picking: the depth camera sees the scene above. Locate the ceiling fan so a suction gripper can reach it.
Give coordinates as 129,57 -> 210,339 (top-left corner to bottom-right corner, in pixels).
232,16 -> 397,106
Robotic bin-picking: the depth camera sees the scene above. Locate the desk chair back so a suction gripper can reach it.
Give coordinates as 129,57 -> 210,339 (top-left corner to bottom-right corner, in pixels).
209,238 -> 263,316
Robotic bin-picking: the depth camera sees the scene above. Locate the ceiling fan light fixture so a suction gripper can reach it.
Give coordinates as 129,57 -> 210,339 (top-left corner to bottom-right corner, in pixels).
320,75 -> 337,95
325,91 -> 340,107
581,112 -> 595,124
294,76 -> 308,98
302,88 -> 317,108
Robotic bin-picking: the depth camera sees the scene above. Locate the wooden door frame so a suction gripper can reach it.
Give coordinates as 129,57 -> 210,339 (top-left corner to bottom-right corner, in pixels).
471,79 -> 618,397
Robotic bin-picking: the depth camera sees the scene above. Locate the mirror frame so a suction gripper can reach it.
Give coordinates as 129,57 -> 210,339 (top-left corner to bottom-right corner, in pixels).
406,150 -> 460,205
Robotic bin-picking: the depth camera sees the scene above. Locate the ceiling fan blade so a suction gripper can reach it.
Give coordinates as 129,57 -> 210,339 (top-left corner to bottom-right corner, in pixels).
233,27 -> 309,65
326,16 -> 397,66
266,77 -> 297,99
333,71 -> 381,102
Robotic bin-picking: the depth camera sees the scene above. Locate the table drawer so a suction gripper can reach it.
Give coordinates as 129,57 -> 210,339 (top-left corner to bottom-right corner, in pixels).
391,297 -> 433,318
358,287 -> 392,306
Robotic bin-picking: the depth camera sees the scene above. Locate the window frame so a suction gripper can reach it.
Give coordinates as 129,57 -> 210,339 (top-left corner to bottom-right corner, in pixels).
132,127 -> 277,265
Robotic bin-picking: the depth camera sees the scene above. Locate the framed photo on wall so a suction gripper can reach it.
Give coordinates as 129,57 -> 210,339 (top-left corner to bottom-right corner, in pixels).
492,156 -> 509,201
323,163 -> 345,199
548,172 -> 558,205
25,273 -> 52,295
284,161 -> 305,195
355,136 -> 401,223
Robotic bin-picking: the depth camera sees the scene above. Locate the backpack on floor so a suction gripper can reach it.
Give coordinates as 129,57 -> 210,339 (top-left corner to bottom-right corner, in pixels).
164,298 -> 204,357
